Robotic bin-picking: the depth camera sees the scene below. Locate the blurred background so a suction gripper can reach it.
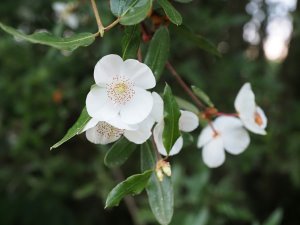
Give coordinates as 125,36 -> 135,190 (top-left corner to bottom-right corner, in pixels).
0,0 -> 299,224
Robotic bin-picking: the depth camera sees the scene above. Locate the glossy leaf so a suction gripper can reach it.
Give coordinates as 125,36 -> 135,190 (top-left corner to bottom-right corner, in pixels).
191,85 -> 214,107
105,170 -> 153,208
110,0 -> 152,25
104,137 -> 137,168
174,25 -> 221,57
0,22 -> 95,51
141,142 -> 174,225
162,84 -> 181,155
144,27 -> 170,80
157,0 -> 182,25
122,25 -> 141,60
51,107 -> 91,150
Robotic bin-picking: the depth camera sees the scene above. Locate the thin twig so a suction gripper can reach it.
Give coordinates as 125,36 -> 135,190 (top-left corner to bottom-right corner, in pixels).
90,0 -> 104,36
104,18 -> 120,31
112,168 -> 145,225
165,61 -> 206,110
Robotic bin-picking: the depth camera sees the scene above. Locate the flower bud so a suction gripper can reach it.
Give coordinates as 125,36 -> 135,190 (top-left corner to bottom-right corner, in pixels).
156,168 -> 164,182
161,161 -> 171,177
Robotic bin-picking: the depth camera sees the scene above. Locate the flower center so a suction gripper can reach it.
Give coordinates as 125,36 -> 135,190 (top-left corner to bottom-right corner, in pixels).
254,111 -> 263,126
106,76 -> 135,105
96,122 -> 124,139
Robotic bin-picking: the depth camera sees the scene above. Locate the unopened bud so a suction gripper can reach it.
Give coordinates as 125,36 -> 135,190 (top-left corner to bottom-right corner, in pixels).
156,168 -> 164,182
161,161 -> 171,177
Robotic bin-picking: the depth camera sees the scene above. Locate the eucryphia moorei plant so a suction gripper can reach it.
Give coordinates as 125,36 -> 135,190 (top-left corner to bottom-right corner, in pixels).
0,1 -> 268,224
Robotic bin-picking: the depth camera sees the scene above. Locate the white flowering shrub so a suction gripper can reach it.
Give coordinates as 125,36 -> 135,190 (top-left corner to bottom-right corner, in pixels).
0,1 -> 268,224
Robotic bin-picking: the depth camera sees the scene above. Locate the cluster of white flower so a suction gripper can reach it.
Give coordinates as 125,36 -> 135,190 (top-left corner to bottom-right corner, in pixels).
83,54 -> 267,169
83,54 -> 199,155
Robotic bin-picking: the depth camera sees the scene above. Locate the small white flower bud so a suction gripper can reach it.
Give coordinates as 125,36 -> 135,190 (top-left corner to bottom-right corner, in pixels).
156,168 -> 164,182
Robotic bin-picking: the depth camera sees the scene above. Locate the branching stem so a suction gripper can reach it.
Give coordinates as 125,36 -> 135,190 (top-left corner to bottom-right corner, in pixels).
90,0 -> 104,36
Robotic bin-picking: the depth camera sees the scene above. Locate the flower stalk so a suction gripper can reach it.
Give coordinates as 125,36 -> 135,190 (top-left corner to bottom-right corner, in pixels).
90,0 -> 105,37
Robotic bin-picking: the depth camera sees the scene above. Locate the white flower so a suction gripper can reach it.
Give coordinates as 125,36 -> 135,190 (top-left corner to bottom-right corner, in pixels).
154,110 -> 199,156
83,92 -> 162,145
86,54 -> 156,129
234,83 -> 267,135
197,116 -> 250,168
52,2 -> 79,29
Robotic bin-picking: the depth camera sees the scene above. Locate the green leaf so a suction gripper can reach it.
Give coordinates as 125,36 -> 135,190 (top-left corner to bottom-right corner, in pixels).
157,0 -> 183,25
51,107 -> 91,150
141,142 -> 174,225
162,84 -> 181,155
263,208 -> 283,225
110,0 -> 152,25
191,85 -> 214,107
0,22 -> 95,51
173,0 -> 193,3
173,25 -> 221,57
104,137 -> 137,168
175,96 -> 199,114
144,27 -> 170,80
122,25 -> 141,60
105,170 -> 153,208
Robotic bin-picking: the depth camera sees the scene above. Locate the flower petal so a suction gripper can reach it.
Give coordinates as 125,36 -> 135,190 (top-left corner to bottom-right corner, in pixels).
65,14 -> 79,29
213,116 -> 244,132
94,54 -> 123,85
122,59 -> 156,89
120,87 -> 153,125
234,83 -> 256,116
124,117 -> 154,144
197,125 -> 214,148
223,126 -> 250,155
85,122 -> 123,144
256,106 -> 268,129
106,116 -> 138,130
86,86 -> 119,121
179,110 -> 199,132
151,92 -> 164,123
202,137 -> 225,168
82,117 -> 99,132
153,122 -> 167,156
168,137 -> 183,156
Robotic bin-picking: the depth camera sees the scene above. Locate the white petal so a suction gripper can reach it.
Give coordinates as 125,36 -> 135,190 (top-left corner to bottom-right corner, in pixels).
65,14 -> 79,29
151,92 -> 164,123
123,117 -> 154,144
168,137 -> 183,156
223,127 -> 250,155
256,106 -> 268,129
82,117 -> 98,132
179,110 -> 199,132
86,86 -> 119,121
234,83 -> 256,116
52,2 -> 66,13
85,122 -> 122,144
106,116 -> 138,130
241,118 -> 267,135
94,54 -> 123,85
202,137 -> 225,168
153,122 -> 167,156
122,59 -> 156,89
120,87 -> 153,125
197,125 -> 214,148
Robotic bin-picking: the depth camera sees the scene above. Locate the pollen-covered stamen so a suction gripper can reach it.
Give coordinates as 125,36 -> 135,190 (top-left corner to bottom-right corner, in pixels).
96,122 -> 124,139
106,76 -> 135,105
254,111 -> 263,126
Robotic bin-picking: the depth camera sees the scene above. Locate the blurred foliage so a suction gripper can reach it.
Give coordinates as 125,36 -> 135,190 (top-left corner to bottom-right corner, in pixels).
0,0 -> 300,225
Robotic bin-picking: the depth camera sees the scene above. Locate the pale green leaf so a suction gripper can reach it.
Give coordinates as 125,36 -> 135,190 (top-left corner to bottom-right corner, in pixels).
104,137 -> 137,168
191,85 -> 214,107
51,107 -> 91,150
105,170 -> 153,208
141,142 -> 174,225
0,22 -> 95,51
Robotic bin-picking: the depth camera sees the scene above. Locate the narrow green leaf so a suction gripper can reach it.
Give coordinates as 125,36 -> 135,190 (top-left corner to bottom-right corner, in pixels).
157,0 -> 183,25
122,25 -> 141,60
144,27 -> 170,80
105,170 -> 153,208
191,85 -> 214,107
141,142 -> 174,225
51,107 -> 91,150
110,0 -> 152,25
263,208 -> 283,225
175,96 -> 199,114
174,0 -> 193,3
0,22 -> 95,51
104,137 -> 137,168
162,84 -> 181,155
173,25 -> 221,57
